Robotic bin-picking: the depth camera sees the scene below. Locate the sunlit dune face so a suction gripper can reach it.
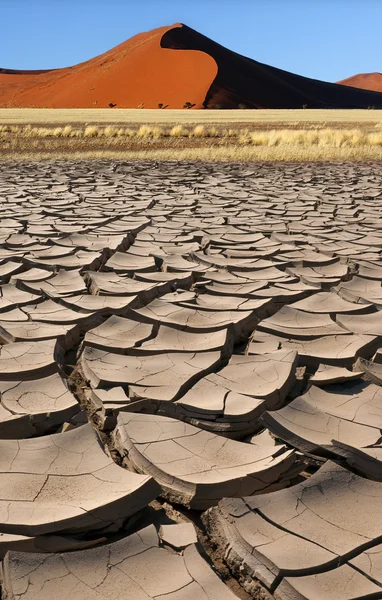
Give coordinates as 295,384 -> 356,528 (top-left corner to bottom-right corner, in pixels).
0,24 -> 218,108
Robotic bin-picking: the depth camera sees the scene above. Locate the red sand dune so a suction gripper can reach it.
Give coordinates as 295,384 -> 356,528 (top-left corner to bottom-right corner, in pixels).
337,73 -> 382,94
0,24 -> 217,109
1,23 -> 382,109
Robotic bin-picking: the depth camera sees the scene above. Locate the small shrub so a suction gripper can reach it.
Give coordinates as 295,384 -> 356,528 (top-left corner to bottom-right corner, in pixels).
84,125 -> 99,138
0,125 -> 20,133
136,125 -> 161,139
104,126 -> 119,137
222,128 -> 236,138
22,124 -> 34,137
124,128 -> 136,137
170,125 -> 184,137
250,132 -> 269,146
238,129 -> 251,144
191,125 -> 206,137
61,125 -> 73,137
369,133 -> 382,146
183,102 -> 195,109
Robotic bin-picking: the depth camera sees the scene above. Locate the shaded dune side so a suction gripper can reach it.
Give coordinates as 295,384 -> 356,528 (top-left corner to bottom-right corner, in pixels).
338,72 -> 382,94
161,24 -> 382,109
0,24 -> 217,108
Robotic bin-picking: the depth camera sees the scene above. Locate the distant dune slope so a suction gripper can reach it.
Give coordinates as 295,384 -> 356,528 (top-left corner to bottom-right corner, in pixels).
337,72 -> 382,94
1,23 -> 382,108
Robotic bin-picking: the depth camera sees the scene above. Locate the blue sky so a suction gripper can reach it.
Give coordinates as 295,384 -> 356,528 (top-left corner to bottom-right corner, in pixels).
1,0 -> 381,82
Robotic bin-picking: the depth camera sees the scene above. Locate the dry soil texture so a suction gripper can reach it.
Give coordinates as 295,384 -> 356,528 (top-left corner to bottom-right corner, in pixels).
0,161 -> 381,599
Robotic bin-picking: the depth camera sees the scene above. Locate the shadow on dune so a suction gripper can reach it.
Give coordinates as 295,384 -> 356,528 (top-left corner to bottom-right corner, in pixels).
161,23 -> 382,109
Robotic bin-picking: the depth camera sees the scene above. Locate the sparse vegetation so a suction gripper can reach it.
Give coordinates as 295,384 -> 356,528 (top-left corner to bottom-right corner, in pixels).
2,124 -> 382,146
84,125 -> 99,137
238,128 -> 382,148
0,125 -> 20,133
103,126 -> 122,137
191,125 -> 206,137
170,125 -> 184,137
136,125 -> 161,139
1,112 -> 382,161
4,145 -> 382,162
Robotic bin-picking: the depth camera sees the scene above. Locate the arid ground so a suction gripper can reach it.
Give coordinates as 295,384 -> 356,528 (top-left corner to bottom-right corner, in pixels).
0,152 -> 382,599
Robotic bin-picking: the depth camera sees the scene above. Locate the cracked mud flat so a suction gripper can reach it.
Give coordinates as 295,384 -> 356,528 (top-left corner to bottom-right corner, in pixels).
0,161 -> 382,599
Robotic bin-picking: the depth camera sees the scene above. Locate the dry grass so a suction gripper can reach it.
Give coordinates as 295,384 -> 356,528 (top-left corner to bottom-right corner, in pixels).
3,125 -> 382,145
238,128 -> 382,147
136,125 -> 161,139
1,108 -> 382,125
84,125 -> 99,137
170,125 -> 184,137
2,120 -> 382,161
3,145 -> 382,162
192,125 -> 206,137
0,125 -> 20,133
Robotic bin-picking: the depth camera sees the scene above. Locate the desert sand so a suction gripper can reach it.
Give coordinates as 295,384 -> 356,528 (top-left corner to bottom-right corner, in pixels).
338,72 -> 382,93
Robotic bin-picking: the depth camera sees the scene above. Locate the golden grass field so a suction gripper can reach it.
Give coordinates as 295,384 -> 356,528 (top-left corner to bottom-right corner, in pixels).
1,109 -> 382,161
1,108 -> 382,124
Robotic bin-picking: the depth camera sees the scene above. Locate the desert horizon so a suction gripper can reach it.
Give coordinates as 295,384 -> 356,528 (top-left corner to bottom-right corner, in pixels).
1,23 -> 382,110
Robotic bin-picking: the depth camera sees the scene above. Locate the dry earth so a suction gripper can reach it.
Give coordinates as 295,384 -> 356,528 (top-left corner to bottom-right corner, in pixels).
0,160 -> 382,599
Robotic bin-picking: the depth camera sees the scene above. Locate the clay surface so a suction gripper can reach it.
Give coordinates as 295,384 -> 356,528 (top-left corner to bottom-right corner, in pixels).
0,161 -> 382,599
112,412 -> 300,508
